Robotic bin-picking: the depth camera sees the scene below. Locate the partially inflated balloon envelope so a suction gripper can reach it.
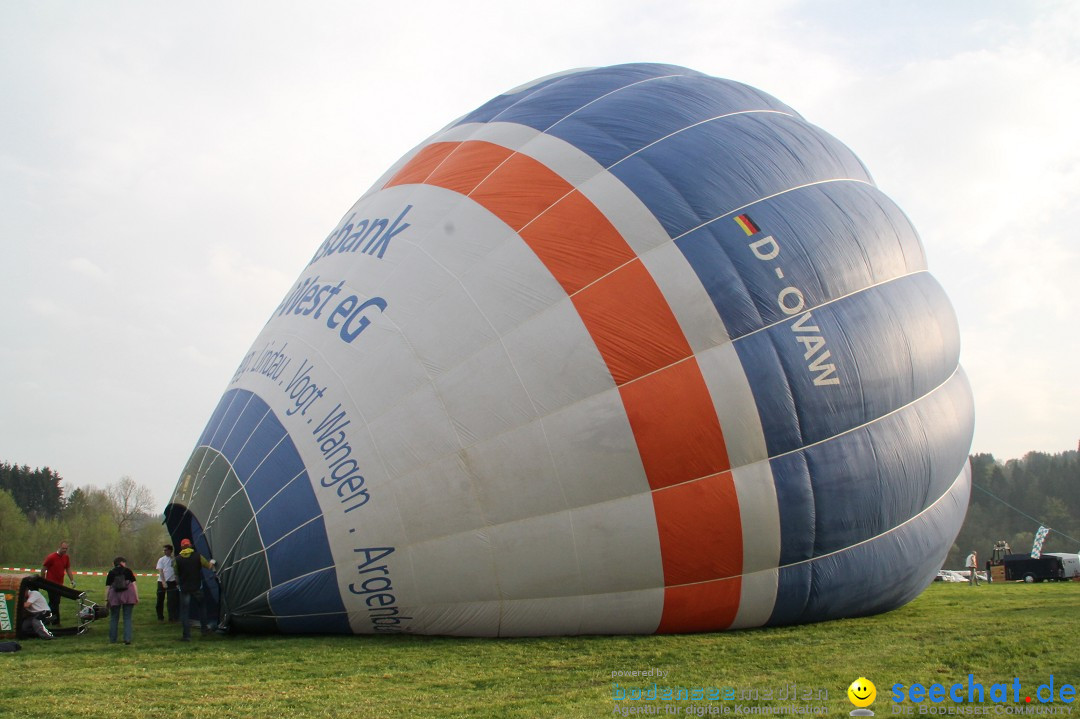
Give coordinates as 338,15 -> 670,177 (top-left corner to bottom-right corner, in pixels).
166,63 -> 974,636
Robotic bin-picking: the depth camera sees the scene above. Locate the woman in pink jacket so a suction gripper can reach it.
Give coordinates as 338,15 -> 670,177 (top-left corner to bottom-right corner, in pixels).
105,557 -> 139,645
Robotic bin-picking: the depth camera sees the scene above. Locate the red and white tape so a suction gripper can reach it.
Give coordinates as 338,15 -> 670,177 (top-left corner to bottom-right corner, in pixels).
1,567 -> 158,577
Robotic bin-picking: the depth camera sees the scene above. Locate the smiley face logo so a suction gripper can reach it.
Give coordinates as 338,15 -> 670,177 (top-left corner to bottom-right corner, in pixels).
848,677 -> 877,708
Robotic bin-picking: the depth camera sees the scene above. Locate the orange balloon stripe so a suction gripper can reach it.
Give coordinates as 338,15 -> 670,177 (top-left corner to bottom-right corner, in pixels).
388,142 -> 461,188
617,357 -> 732,489
520,191 -> 640,296
427,142 -> 517,199
656,577 -> 742,634
386,140 -> 744,631
651,471 -> 743,584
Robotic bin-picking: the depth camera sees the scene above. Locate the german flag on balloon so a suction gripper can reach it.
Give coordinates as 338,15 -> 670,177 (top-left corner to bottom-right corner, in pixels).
734,214 -> 760,236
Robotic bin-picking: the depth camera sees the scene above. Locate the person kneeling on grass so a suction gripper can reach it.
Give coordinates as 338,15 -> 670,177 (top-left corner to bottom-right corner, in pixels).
22,588 -> 55,640
105,557 -> 139,645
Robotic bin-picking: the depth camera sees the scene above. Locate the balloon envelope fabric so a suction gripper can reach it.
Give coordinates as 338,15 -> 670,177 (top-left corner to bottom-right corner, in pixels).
165,63 -> 974,636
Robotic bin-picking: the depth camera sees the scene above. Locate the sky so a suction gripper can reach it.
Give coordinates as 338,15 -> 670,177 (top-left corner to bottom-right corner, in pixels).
1,0 -> 1077,510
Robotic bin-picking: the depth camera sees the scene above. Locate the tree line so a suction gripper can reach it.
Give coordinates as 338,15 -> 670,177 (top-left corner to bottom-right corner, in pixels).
0,462 -> 64,520
0,462 -> 167,570
3,450 -> 1077,573
948,450 -> 1080,568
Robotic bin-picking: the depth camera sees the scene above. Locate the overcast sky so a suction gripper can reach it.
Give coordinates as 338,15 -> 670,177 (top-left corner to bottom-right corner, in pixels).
2,1 -> 1077,509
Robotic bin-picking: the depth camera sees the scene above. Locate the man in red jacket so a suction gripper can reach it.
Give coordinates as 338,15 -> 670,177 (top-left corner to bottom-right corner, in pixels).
42,541 -> 76,625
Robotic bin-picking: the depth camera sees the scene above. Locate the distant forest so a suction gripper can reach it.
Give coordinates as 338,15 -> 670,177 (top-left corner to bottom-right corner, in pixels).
0,462 -> 64,520
0,461 -> 166,568
2,451 -> 1078,571
948,451 -> 1080,568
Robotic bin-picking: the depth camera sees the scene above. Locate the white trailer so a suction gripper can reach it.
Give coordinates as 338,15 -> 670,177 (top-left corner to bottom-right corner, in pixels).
1044,553 -> 1080,579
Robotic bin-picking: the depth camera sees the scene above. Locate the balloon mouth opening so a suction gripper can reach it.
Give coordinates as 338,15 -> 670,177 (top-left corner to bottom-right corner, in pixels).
163,501 -> 226,628
164,502 -> 203,552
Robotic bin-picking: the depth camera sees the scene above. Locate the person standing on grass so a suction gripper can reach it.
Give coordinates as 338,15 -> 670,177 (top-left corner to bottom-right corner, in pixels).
965,549 -> 980,586
175,538 -> 215,641
105,556 -> 139,645
41,540 -> 76,625
156,544 -> 179,622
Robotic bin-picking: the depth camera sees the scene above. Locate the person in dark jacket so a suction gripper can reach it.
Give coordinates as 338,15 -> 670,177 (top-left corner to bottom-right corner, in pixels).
174,538 -> 214,641
105,557 -> 138,645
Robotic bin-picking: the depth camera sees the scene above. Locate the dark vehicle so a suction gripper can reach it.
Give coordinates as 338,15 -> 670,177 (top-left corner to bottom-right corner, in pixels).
999,554 -> 1066,583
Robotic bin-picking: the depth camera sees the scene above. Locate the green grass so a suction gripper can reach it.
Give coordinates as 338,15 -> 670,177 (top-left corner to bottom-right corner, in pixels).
3,581 -> 1078,718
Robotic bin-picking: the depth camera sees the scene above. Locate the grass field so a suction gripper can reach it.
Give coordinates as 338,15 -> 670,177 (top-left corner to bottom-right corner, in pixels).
3,578 -> 1078,718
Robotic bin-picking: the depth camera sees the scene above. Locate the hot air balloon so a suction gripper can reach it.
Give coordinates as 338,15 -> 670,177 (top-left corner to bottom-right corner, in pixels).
165,63 -> 974,636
